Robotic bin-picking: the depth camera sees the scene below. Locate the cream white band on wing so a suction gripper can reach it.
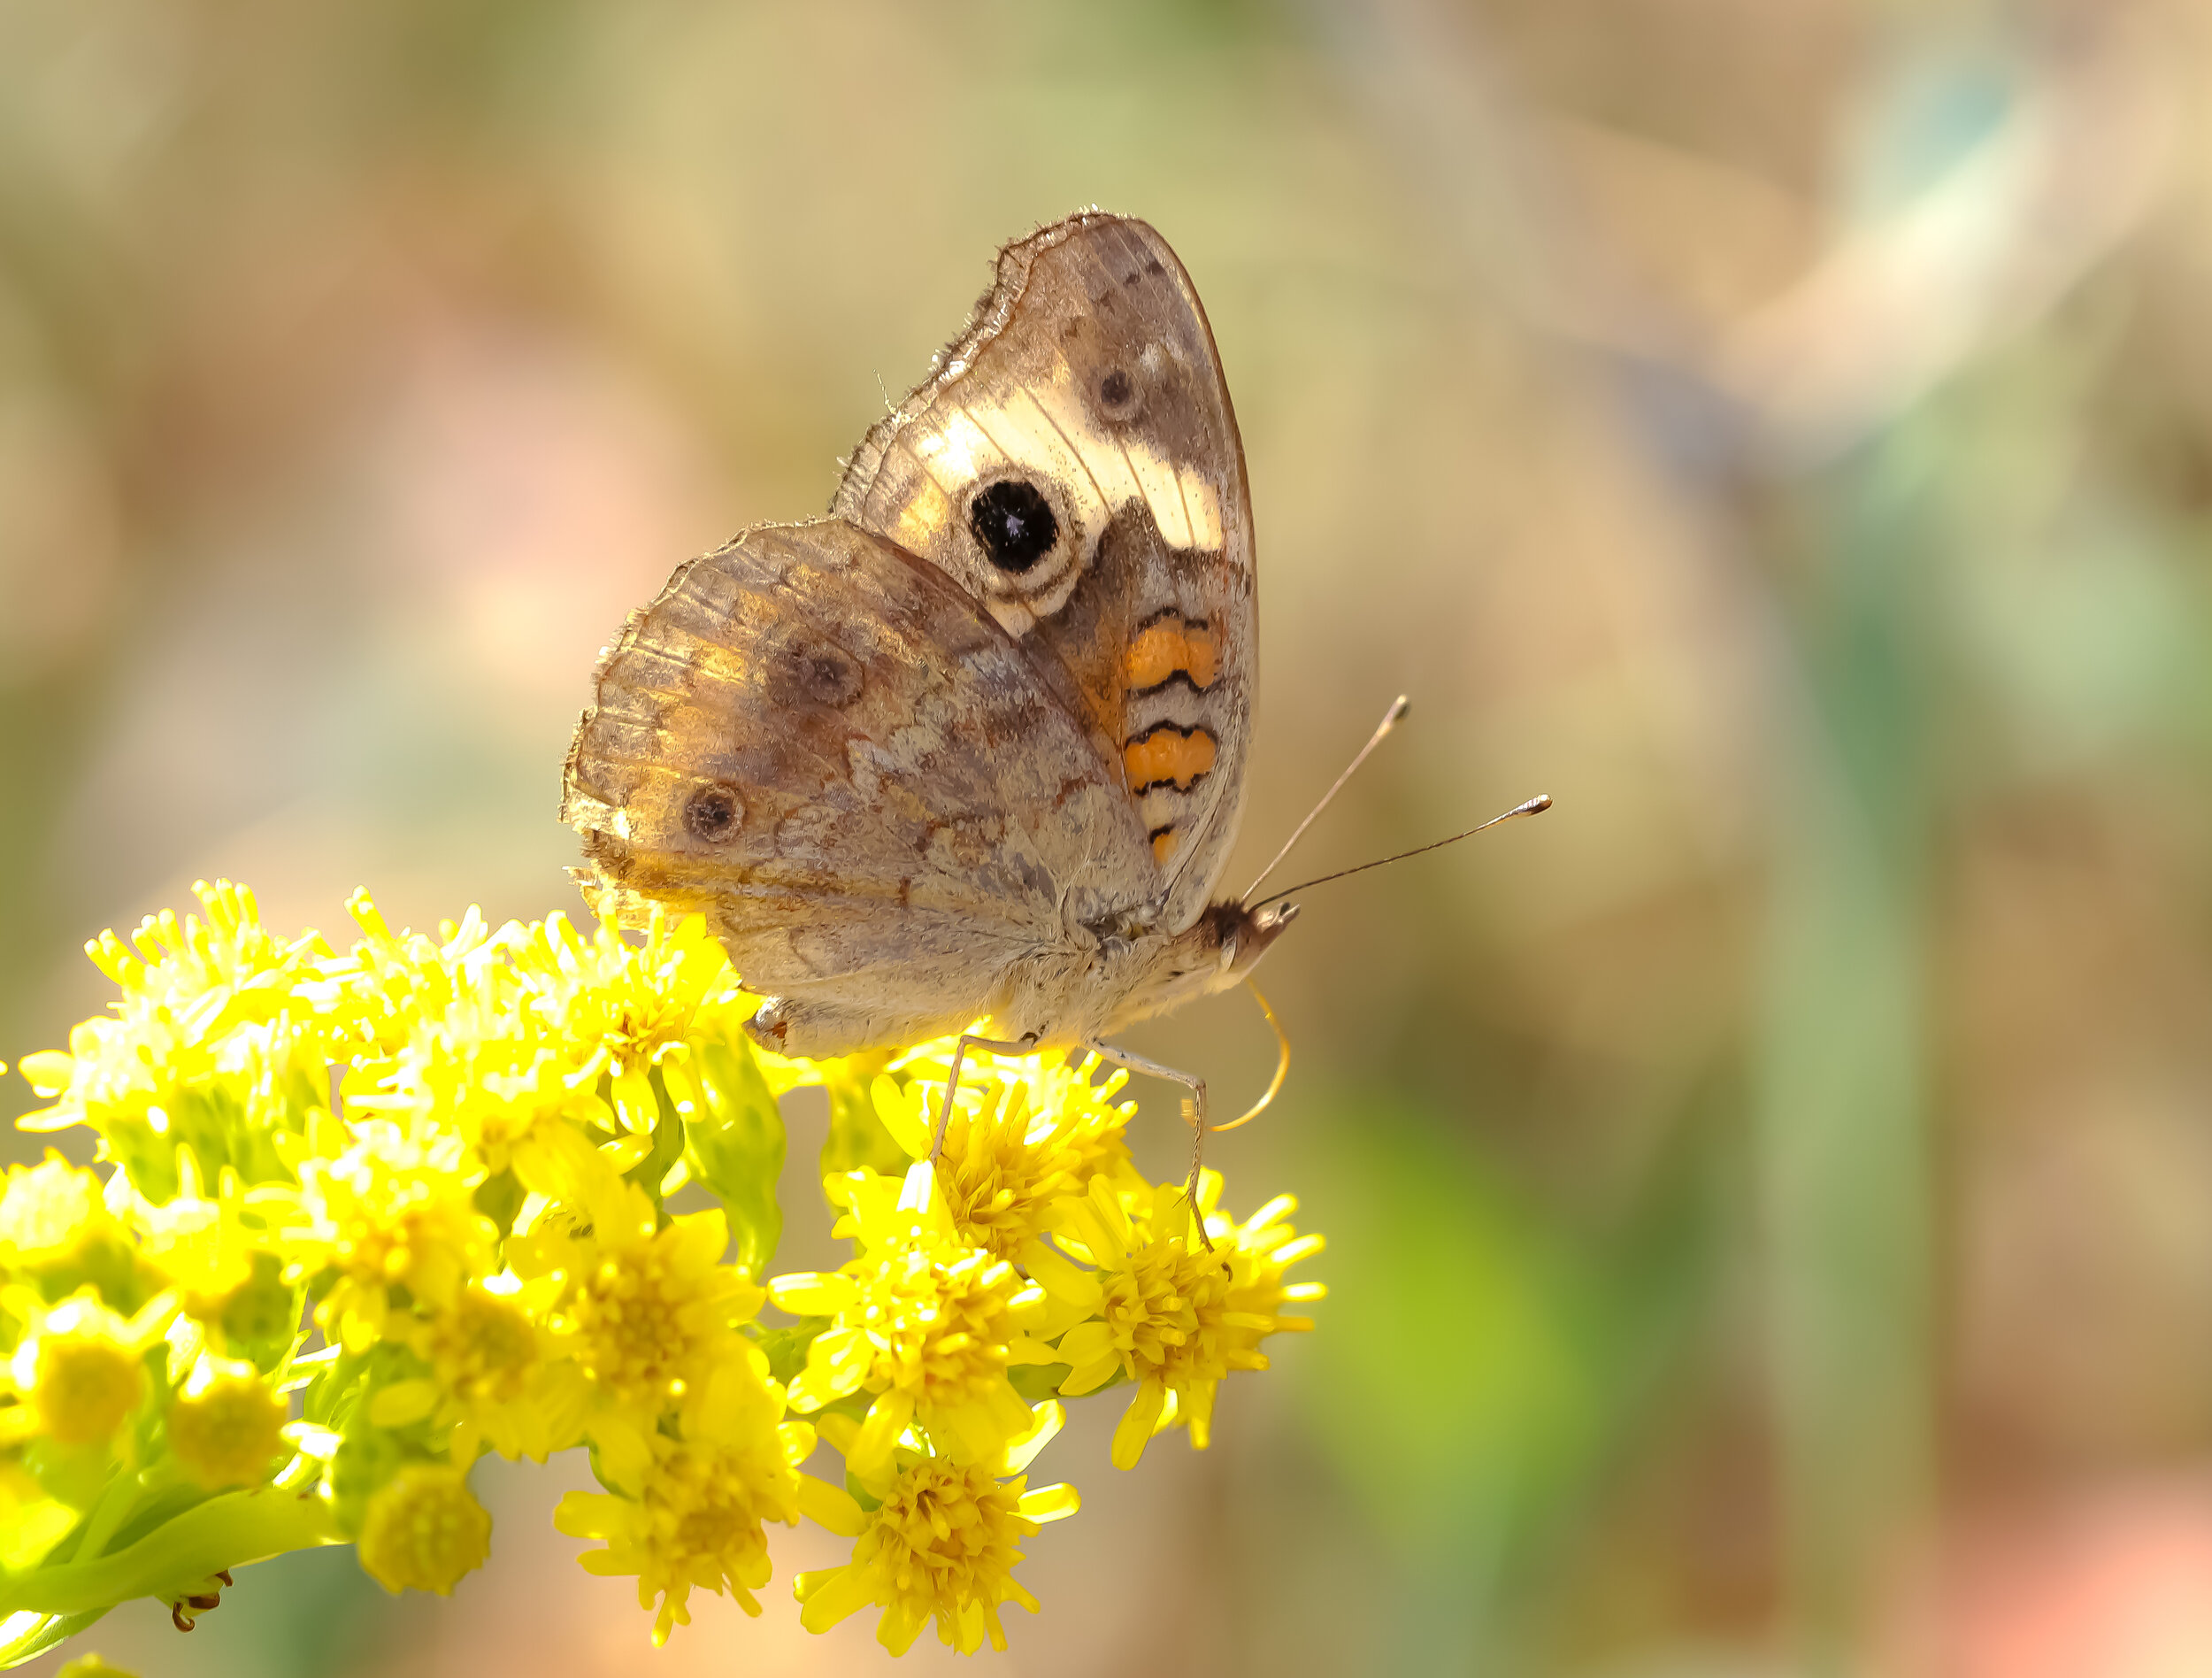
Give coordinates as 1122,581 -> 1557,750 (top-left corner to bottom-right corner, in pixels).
894,355 -> 1228,567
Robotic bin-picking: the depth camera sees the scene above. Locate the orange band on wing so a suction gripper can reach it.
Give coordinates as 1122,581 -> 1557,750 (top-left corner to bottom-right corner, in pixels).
1125,618 -> 1219,692
1125,726 -> 1217,792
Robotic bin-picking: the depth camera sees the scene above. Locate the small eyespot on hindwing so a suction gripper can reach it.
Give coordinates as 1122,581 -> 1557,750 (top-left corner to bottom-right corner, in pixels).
683,784 -> 743,843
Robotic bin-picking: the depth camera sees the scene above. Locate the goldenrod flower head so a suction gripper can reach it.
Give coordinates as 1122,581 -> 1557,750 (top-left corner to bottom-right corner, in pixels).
0,879 -> 1324,1658
5,1289 -> 172,1450
166,1363 -> 288,1489
558,1191 -> 754,1403
435,1036 -> 606,1196
296,1125 -> 493,1351
556,1359 -> 812,1643
17,882 -> 330,1154
873,1052 -> 1138,1262
0,1154 -> 116,1275
127,1152 -> 297,1331
419,1282 -> 543,1403
539,1166 -> 764,1485
512,910 -> 738,1133
872,1053 -> 1141,1257
774,1165 -> 1043,1477
794,1405 -> 1079,1657
314,895 -> 496,1054
1048,1174 -> 1322,1469
357,1463 -> 492,1595
378,1281 -> 584,1465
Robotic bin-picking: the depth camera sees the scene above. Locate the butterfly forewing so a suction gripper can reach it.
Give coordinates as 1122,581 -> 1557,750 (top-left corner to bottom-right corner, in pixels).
833,212 -> 1256,931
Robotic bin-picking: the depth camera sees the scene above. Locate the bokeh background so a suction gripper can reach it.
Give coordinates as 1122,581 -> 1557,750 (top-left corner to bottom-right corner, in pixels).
5,1 -> 2212,1674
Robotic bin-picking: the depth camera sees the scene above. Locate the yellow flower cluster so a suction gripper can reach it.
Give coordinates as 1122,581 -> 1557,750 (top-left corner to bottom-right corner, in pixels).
0,881 -> 1322,1665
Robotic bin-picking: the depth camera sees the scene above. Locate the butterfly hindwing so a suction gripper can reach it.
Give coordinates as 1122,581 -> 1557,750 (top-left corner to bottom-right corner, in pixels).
561,517 -> 1155,1051
833,212 -> 1256,928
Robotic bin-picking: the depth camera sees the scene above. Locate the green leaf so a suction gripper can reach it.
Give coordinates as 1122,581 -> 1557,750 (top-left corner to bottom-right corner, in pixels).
1010,1361 -> 1072,1403
471,1167 -> 526,1238
683,1038 -> 786,1274
751,1319 -> 827,1387
0,1609 -> 109,1670
0,1487 -> 342,1621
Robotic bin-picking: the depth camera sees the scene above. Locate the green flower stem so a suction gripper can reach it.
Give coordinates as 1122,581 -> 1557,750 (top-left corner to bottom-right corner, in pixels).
0,1489 -> 342,1619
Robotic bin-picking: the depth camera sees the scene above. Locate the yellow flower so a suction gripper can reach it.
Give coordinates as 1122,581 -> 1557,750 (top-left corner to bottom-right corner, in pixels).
357,1463 -> 492,1594
540,1166 -> 764,1486
1038,1174 -> 1323,1469
0,877 -> 1327,1654
376,1281 -> 586,1465
296,1125 -> 494,1352
16,882 -> 333,1155
313,894 -> 497,1060
794,1404 -> 1078,1655
772,1165 -> 1043,1479
870,1052 -> 1139,1262
0,1154 -> 116,1273
4,1289 -> 173,1450
434,1036 -> 607,1197
57,1656 -> 138,1678
166,1363 -> 288,1489
556,1357 -> 816,1643
127,1151 -> 298,1332
1215,1189 -> 1327,1368
511,909 -> 741,1134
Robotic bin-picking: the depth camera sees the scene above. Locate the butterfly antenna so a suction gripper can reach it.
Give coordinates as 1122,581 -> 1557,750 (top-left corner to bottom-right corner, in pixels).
1254,793 -> 1552,907
1240,695 -> 1411,906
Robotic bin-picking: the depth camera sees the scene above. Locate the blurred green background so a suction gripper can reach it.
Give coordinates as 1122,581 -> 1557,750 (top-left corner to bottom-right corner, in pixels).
6,1 -> 2212,1674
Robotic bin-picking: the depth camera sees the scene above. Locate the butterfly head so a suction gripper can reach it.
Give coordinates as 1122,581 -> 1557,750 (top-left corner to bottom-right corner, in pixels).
1209,897 -> 1301,983
1109,898 -> 1298,1034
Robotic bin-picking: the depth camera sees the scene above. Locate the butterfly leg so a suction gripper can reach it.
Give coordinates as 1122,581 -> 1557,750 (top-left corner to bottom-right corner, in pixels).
931,1033 -> 1037,1163
1083,1042 -> 1216,1251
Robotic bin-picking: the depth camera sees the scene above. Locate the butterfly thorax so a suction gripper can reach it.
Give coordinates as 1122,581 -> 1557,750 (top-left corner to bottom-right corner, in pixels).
994,899 -> 1299,1048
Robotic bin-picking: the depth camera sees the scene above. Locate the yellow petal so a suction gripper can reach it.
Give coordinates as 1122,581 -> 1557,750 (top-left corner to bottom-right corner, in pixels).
1002,1400 -> 1064,1474
16,1052 -> 74,1096
795,1564 -> 875,1635
797,1474 -> 865,1537
768,1273 -> 857,1316
1110,1379 -> 1166,1470
1016,1482 -> 1081,1523
848,1389 -> 913,1478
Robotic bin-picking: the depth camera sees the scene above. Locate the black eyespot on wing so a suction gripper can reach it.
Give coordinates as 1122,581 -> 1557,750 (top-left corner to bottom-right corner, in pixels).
1097,366 -> 1141,421
969,480 -> 1058,574
684,784 -> 742,843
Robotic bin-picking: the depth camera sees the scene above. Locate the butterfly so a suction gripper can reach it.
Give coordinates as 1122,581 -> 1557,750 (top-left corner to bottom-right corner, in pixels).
564,211 -> 1296,1186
